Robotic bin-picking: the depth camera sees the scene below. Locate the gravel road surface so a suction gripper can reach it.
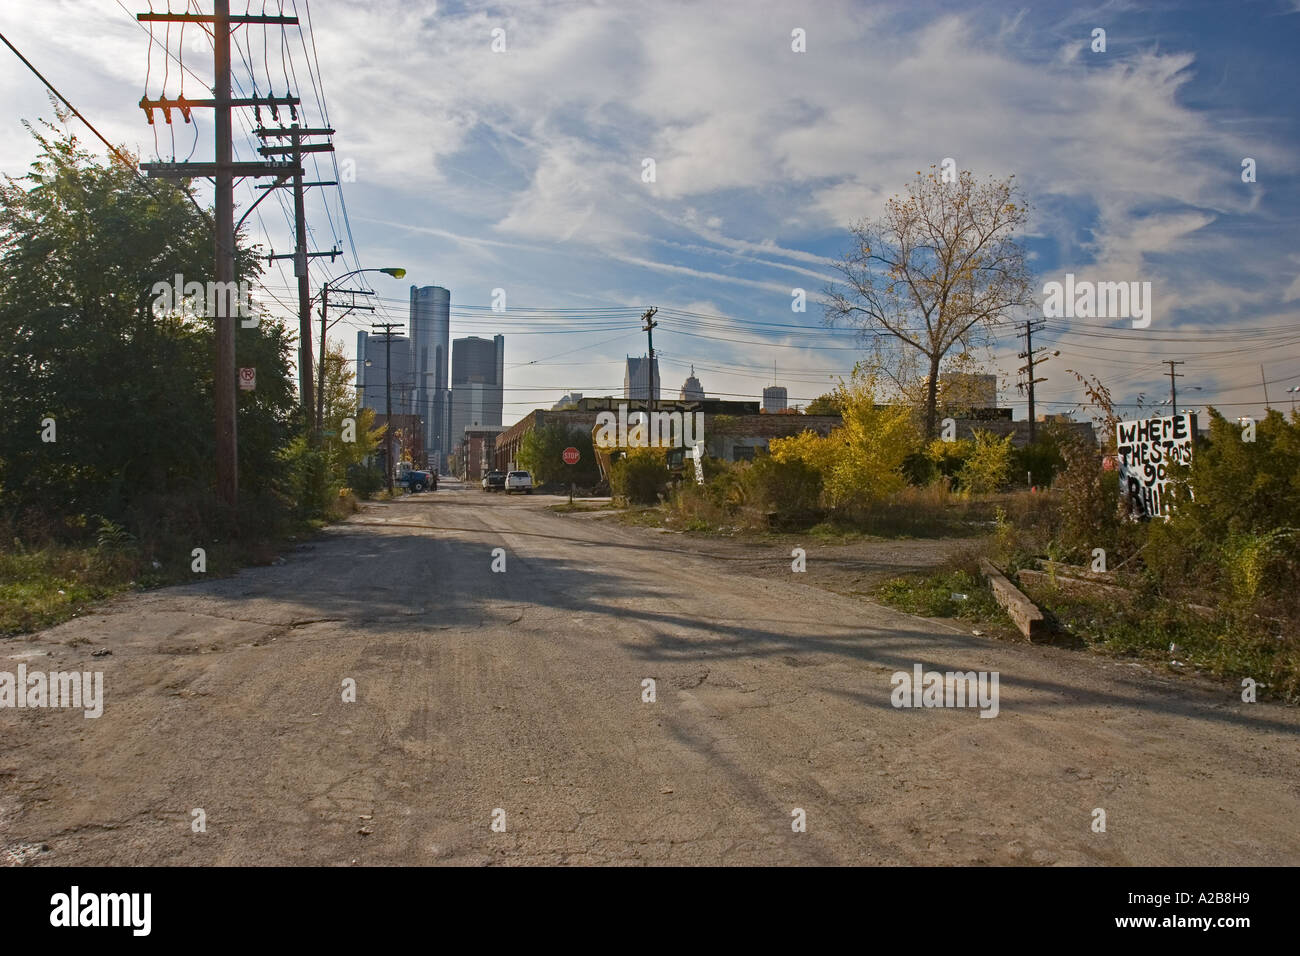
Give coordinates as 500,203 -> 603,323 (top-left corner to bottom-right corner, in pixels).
3,481 -> 1297,865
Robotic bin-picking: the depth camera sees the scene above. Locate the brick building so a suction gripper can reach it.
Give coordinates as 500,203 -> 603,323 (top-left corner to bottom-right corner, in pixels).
492,397 -> 843,471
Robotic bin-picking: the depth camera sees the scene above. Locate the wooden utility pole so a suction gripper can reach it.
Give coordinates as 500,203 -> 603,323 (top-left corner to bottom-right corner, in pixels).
318,286 -> 374,441
136,2 -> 301,513
1016,319 -> 1048,442
1164,360 -> 1185,415
641,307 -> 658,419
255,124 -> 336,428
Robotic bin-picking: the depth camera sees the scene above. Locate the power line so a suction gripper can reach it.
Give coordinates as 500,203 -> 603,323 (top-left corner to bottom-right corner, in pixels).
0,28 -> 209,222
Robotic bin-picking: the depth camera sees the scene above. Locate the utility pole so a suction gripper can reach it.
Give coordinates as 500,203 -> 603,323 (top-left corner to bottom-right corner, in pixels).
255,123 -> 336,427
211,0 -> 235,512
317,286 -> 374,440
371,322 -> 405,494
1261,364 -> 1270,411
641,307 -> 658,420
136,2 -> 301,514
1016,319 -> 1048,442
1164,360 -> 1185,415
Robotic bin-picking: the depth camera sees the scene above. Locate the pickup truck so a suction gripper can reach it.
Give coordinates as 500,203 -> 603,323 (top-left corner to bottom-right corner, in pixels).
481,470 -> 506,492
505,470 -> 533,494
401,469 -> 437,493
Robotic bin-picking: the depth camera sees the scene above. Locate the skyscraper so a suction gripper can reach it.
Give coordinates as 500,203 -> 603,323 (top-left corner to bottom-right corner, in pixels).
624,355 -> 660,402
762,385 -> 788,413
409,285 -> 451,470
450,334 -> 505,456
357,329 -> 413,416
679,365 -> 705,401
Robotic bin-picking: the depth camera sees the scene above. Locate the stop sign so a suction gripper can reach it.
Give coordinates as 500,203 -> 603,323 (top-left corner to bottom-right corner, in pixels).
562,446 -> 580,465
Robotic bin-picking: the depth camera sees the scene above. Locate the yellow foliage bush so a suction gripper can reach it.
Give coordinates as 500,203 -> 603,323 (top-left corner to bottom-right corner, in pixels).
769,371 -> 918,508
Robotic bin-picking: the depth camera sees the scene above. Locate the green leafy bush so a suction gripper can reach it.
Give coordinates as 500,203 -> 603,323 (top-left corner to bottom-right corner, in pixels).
1010,431 -> 1066,487
610,448 -> 668,505
1051,436 -> 1122,562
280,436 -> 332,518
742,455 -> 823,519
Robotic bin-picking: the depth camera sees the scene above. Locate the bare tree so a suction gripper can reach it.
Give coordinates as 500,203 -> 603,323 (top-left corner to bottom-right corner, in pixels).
825,168 -> 1034,439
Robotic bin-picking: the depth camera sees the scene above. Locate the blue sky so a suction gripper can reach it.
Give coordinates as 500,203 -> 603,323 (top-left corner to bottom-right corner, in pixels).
3,0 -> 1299,424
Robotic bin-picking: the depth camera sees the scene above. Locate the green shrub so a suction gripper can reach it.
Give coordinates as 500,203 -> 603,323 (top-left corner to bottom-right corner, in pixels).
1051,436 -> 1121,562
902,451 -> 938,486
1011,431 -> 1066,487
1165,409 -> 1300,540
742,455 -> 823,518
280,436 -> 332,518
610,448 -> 668,505
346,462 -> 385,499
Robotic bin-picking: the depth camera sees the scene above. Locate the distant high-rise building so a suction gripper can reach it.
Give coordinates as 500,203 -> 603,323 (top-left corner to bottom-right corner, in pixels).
450,334 -> 505,454
357,329 -> 414,416
762,385 -> 788,413
552,392 -> 583,410
624,355 -> 660,401
409,285 -> 451,470
679,366 -> 705,401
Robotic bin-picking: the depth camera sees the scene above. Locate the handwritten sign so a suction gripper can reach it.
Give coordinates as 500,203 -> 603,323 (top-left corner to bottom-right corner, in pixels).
1115,412 -> 1194,519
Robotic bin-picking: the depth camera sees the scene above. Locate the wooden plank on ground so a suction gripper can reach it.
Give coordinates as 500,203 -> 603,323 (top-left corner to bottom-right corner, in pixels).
979,557 -> 1046,641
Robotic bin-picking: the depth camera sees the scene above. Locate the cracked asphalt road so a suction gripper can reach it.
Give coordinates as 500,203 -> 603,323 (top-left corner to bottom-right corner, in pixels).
3,481 -> 1298,865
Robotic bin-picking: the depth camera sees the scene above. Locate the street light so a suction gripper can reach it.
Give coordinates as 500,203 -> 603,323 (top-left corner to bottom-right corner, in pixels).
1159,386 -> 1201,414
316,267 -> 406,443
1288,384 -> 1300,412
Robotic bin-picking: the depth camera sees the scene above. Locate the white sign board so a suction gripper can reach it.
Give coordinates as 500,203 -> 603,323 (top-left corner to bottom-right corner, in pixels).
1115,412 -> 1194,519
238,367 -> 256,391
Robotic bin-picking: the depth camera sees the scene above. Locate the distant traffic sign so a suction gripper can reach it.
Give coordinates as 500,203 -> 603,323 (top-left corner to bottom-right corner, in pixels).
238,367 -> 256,391
562,446 -> 580,465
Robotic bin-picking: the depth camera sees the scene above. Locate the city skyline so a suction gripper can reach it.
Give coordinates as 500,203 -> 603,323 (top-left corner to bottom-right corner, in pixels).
2,1 -> 1297,428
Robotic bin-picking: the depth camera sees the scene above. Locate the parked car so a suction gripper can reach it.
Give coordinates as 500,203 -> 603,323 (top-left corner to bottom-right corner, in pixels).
481,470 -> 506,492
505,470 -> 533,494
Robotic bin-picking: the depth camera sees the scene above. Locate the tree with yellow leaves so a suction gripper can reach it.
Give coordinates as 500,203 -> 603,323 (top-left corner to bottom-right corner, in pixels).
319,340 -> 382,478
825,167 -> 1034,439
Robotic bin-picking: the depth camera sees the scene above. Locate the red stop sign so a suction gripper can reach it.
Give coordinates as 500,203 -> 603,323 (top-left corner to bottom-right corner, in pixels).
562,446 -> 580,465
